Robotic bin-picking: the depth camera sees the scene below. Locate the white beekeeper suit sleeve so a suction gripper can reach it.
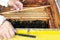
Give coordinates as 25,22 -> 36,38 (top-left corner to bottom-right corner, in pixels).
0,0 -> 9,7
0,0 -> 9,26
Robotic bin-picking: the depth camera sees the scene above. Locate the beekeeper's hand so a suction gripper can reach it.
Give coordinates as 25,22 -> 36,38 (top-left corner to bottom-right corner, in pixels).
8,0 -> 23,12
0,21 -> 15,40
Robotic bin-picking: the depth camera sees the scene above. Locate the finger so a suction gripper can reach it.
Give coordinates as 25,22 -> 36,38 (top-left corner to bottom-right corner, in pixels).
8,26 -> 15,37
13,4 -> 20,12
2,27 -> 11,39
2,34 -> 7,40
5,21 -> 15,33
9,29 -> 15,37
16,1 -> 23,11
5,30 -> 11,39
8,21 -> 16,32
0,27 -> 7,39
7,27 -> 15,38
19,3 -> 23,11
4,21 -> 15,38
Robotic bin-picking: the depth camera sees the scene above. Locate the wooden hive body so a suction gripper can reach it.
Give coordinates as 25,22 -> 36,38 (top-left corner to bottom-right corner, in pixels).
0,0 -> 60,28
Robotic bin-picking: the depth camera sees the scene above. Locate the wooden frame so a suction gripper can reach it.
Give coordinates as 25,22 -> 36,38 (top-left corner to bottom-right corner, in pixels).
0,0 -> 60,28
49,0 -> 60,28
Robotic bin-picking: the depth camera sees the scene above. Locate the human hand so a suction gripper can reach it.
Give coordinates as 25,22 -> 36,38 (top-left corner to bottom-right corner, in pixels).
8,0 -> 23,12
0,21 -> 15,40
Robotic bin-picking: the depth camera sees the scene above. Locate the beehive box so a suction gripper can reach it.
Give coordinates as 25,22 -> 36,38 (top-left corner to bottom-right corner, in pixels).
0,6 -> 51,28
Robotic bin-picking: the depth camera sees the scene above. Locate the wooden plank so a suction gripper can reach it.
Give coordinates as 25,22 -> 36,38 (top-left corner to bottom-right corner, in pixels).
49,0 -> 60,28
1,7 -> 50,21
